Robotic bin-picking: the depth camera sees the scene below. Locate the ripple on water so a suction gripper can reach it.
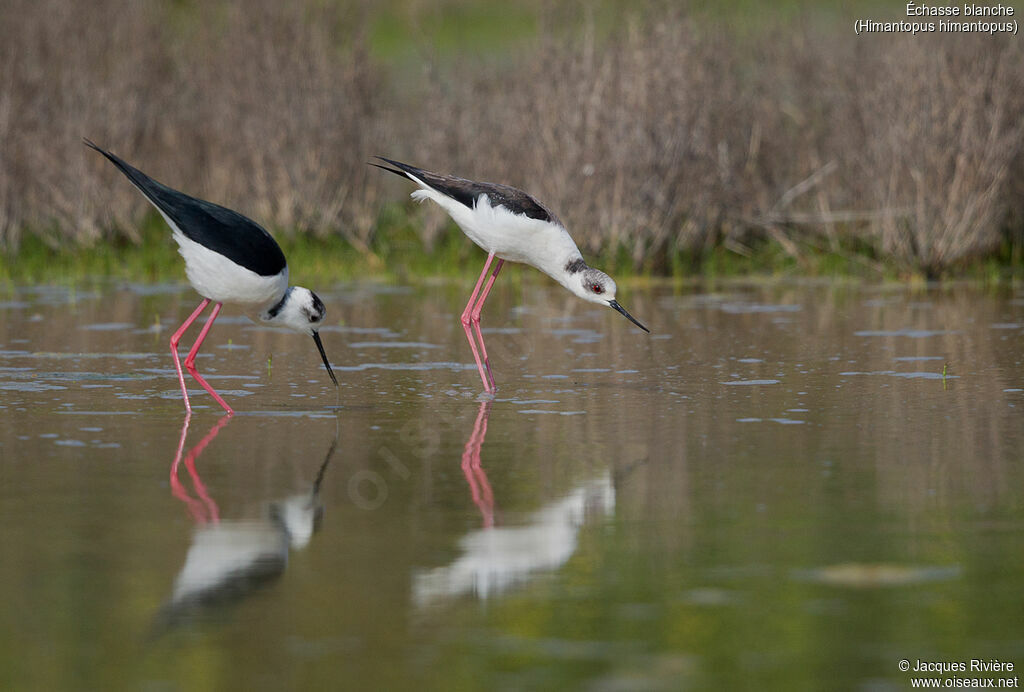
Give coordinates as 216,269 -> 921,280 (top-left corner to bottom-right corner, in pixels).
80,322 -> 136,331
348,342 -> 441,349
0,382 -> 67,392
855,329 -> 958,338
151,388 -> 255,400
720,303 -> 802,314
548,329 -> 604,344
840,371 -> 957,380
19,286 -> 101,306
1,352 -> 159,361
722,379 -> 781,386
336,362 -> 477,372
321,325 -> 401,338
236,410 -> 347,419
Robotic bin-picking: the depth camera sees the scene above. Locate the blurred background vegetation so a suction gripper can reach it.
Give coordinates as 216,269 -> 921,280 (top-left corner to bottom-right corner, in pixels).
1,0 -> 1022,281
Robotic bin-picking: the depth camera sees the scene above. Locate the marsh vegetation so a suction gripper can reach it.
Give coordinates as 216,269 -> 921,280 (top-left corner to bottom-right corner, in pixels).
2,0 -> 1022,280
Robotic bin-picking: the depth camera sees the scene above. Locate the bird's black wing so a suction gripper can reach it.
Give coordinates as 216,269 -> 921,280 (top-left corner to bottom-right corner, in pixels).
85,139 -> 286,277
372,157 -> 562,225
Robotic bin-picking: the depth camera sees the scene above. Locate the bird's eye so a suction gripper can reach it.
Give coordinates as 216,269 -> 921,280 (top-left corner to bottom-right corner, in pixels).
590,283 -> 604,294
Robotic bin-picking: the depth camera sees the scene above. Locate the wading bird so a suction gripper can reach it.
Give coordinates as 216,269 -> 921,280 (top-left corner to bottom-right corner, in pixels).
86,140 -> 337,414
372,158 -> 648,393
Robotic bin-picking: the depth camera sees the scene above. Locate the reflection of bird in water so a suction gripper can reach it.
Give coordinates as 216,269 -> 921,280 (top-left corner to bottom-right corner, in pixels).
413,402 -> 615,606
154,414 -> 338,630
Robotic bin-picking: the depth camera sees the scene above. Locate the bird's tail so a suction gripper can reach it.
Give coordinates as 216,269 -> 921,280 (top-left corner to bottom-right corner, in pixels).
82,138 -> 166,209
368,156 -> 426,182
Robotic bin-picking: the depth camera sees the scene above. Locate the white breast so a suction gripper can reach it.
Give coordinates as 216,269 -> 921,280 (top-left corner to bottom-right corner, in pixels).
173,231 -> 289,309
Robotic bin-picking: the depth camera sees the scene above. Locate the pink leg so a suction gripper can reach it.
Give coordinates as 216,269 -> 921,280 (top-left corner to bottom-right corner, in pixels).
170,299 -> 212,414
183,302 -> 234,415
461,254 -> 496,392
460,402 -> 495,527
470,259 -> 504,391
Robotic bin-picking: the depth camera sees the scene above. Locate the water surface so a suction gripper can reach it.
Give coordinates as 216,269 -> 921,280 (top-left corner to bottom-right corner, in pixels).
1,280 -> 1022,690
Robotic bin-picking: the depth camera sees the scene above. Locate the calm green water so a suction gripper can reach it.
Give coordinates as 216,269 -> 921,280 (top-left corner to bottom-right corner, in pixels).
1,279 -> 1022,691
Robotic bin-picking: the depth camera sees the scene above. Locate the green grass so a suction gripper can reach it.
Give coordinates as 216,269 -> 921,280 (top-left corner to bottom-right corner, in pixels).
367,1 -> 540,61
1,206 -> 1020,288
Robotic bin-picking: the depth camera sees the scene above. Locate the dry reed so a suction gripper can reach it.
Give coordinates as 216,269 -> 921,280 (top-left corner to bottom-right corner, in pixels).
1,0 -> 1021,275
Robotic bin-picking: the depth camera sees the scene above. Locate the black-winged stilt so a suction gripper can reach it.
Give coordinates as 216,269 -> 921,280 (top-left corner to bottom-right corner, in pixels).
371,157 -> 648,393
85,140 -> 337,414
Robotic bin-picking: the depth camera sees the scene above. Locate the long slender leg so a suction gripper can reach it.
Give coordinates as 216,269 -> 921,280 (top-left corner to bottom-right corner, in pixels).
170,299 -> 212,414
183,302 -> 234,415
461,254 -> 496,392
470,259 -> 504,391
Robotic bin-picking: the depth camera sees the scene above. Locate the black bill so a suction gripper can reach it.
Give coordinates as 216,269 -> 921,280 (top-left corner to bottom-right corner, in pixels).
312,331 -> 338,386
608,300 -> 649,333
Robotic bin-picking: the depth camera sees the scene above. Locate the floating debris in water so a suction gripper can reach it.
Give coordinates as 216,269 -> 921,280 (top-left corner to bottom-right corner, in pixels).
793,563 -> 962,588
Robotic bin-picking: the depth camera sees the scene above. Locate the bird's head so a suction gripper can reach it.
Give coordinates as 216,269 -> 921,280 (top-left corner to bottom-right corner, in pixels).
573,268 -> 649,333
260,287 -> 338,386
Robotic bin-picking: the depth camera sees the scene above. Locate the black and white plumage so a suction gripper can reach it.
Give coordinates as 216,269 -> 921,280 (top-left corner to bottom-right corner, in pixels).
372,157 -> 648,393
86,140 -> 337,414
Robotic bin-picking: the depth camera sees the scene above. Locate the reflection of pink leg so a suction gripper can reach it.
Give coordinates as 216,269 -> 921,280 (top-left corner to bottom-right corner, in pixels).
183,302 -> 233,415
471,259 -> 504,391
170,299 -> 211,414
461,254 -> 496,392
169,414 -> 202,520
170,413 -> 230,524
460,401 -> 495,527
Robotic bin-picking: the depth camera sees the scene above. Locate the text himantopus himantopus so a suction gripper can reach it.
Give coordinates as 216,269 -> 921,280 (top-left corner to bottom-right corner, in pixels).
86,140 -> 337,414
372,157 -> 648,393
